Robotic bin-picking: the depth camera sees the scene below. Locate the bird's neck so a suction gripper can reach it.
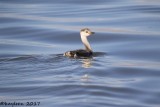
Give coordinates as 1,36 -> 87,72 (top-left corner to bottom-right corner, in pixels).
81,35 -> 92,52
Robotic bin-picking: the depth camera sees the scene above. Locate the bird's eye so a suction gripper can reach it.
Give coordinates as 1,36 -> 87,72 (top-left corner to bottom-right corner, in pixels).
86,31 -> 88,33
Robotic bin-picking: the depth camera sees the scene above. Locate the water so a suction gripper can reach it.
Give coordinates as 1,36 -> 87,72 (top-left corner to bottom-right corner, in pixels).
0,0 -> 160,107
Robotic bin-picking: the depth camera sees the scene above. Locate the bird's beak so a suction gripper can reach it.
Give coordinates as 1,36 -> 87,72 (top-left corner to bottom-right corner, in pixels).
91,32 -> 95,35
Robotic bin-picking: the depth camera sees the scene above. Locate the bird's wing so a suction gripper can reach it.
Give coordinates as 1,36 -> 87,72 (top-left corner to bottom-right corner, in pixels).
76,49 -> 93,57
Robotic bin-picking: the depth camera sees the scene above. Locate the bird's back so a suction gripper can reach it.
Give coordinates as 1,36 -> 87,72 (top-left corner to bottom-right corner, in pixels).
64,49 -> 93,58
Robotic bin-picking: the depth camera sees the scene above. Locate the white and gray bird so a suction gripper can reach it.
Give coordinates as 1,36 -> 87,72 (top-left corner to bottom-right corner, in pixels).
64,28 -> 95,58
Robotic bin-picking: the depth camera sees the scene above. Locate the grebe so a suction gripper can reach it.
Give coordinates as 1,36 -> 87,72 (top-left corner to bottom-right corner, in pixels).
64,28 -> 95,58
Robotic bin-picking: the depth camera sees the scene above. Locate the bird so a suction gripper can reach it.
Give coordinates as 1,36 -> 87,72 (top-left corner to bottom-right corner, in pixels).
64,28 -> 95,58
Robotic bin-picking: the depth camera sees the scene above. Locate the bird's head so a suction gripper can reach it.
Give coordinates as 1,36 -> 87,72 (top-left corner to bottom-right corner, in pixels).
80,28 -> 95,37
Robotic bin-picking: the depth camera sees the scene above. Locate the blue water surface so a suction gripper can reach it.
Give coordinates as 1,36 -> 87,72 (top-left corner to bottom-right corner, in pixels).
0,0 -> 160,107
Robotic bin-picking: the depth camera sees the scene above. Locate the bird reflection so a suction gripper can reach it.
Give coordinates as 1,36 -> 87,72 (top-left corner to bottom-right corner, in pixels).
79,58 -> 93,81
81,58 -> 92,68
